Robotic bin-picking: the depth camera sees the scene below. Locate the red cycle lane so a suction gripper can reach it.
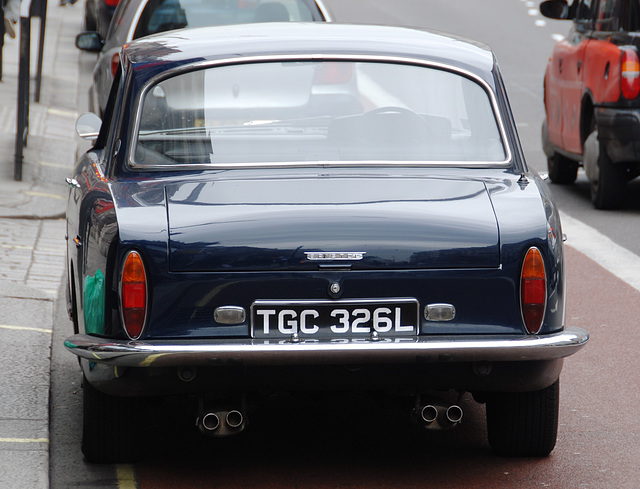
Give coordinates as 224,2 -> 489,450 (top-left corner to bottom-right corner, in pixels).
134,246 -> 639,488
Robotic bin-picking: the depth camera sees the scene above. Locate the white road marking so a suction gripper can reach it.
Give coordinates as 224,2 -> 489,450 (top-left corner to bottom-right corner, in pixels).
560,212 -> 640,293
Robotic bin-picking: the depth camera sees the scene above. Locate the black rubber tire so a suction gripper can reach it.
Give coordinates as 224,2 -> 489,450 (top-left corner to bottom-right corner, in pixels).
584,129 -> 626,209
541,118 -> 578,185
81,378 -> 144,463
547,153 -> 578,185
486,380 -> 559,457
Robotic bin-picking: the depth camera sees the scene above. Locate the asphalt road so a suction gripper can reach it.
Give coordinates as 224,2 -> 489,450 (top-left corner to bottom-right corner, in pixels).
49,1 -> 640,487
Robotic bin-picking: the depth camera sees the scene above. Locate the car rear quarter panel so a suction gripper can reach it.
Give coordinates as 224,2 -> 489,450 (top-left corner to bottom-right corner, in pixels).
584,38 -> 622,104
67,152 -> 119,338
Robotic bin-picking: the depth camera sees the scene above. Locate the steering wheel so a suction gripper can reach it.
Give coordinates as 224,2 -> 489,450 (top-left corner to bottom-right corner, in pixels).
362,106 -> 427,143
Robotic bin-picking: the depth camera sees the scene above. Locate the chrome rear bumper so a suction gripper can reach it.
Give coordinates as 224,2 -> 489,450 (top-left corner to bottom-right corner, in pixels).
65,326 -> 588,368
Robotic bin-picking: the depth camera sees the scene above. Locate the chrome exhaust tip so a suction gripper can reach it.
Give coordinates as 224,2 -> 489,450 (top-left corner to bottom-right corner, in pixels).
225,410 -> 244,430
414,399 -> 463,431
197,408 -> 247,437
420,405 -> 438,424
445,405 -> 463,425
197,412 -> 220,433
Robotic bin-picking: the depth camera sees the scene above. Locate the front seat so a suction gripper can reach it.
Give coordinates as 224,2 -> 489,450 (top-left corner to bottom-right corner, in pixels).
254,2 -> 289,22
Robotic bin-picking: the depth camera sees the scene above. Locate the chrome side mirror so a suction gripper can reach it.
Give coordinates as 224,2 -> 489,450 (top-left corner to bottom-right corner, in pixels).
76,112 -> 102,141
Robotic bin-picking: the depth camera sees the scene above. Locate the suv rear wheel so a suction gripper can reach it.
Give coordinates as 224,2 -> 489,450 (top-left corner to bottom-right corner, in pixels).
542,119 -> 578,184
584,128 -> 626,209
547,153 -> 579,184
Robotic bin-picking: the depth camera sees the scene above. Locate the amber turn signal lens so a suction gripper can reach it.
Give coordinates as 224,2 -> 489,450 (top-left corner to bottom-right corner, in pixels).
121,251 -> 147,339
520,247 -> 546,334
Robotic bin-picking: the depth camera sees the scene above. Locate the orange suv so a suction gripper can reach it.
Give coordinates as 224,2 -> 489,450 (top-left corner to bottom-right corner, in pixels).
540,0 -> 640,208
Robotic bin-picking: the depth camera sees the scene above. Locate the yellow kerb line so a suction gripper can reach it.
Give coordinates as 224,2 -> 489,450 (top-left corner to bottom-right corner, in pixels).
24,191 -> 66,200
0,438 -> 49,443
0,324 -> 52,334
117,465 -> 138,489
47,107 -> 78,118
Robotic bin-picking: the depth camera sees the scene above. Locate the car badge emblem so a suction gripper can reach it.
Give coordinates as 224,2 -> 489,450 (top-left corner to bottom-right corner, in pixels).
305,252 -> 366,261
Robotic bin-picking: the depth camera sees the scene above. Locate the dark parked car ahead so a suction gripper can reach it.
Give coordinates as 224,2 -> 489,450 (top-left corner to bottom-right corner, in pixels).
83,0 -> 120,39
65,22 -> 588,463
76,0 -> 332,115
540,0 -> 640,209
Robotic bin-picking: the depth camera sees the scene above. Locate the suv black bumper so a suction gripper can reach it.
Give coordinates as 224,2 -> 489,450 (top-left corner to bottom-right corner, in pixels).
597,106 -> 640,164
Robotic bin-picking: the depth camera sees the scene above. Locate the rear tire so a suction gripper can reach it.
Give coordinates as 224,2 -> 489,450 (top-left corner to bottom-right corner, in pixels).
542,118 -> 578,184
81,377 -> 144,463
547,153 -> 578,184
486,380 -> 559,457
584,128 -> 626,209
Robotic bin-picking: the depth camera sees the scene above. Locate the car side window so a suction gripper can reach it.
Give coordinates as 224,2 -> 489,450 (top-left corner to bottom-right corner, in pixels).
596,0 -> 619,31
94,68 -> 124,174
105,0 -> 133,40
575,0 -> 596,28
94,69 -> 122,150
623,0 -> 640,31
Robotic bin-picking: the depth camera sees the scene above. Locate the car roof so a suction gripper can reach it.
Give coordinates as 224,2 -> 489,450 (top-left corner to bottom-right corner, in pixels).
121,22 -> 497,87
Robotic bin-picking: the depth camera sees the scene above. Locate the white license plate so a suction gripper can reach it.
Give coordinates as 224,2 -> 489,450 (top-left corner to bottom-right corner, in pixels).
251,299 -> 419,339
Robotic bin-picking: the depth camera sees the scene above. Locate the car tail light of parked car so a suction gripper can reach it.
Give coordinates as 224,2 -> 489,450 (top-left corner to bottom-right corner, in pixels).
621,47 -> 640,101
521,247 -> 546,334
111,52 -> 120,77
121,250 -> 147,339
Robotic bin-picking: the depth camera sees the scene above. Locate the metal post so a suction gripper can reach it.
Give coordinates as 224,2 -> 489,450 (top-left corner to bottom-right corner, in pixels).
14,0 -> 33,181
0,0 -> 5,81
33,0 -> 47,102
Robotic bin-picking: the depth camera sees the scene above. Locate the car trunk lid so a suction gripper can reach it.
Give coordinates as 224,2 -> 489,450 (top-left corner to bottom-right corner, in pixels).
166,176 -> 500,271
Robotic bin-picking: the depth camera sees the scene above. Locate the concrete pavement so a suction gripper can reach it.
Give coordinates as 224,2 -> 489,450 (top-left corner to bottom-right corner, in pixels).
0,1 -> 91,487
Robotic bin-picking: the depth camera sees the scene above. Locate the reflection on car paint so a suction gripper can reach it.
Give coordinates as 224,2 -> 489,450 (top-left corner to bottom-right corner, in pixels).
83,270 -> 105,334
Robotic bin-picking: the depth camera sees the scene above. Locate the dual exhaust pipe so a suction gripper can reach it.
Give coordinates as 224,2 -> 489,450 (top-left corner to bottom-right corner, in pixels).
196,399 -> 461,436
415,401 -> 463,431
197,408 -> 246,437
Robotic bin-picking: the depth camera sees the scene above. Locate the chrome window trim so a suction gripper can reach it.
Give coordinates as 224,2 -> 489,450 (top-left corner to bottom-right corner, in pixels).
314,0 -> 333,21
127,0 -> 147,41
127,54 -> 513,171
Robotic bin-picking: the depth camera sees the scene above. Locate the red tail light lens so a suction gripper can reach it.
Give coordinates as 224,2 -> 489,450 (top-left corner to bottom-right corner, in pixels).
520,247 -> 546,334
121,251 -> 147,339
105,0 -> 120,8
621,47 -> 640,100
111,53 -> 120,77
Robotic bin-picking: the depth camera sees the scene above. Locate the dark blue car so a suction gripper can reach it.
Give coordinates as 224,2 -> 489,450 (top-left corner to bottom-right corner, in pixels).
64,22 -> 589,463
